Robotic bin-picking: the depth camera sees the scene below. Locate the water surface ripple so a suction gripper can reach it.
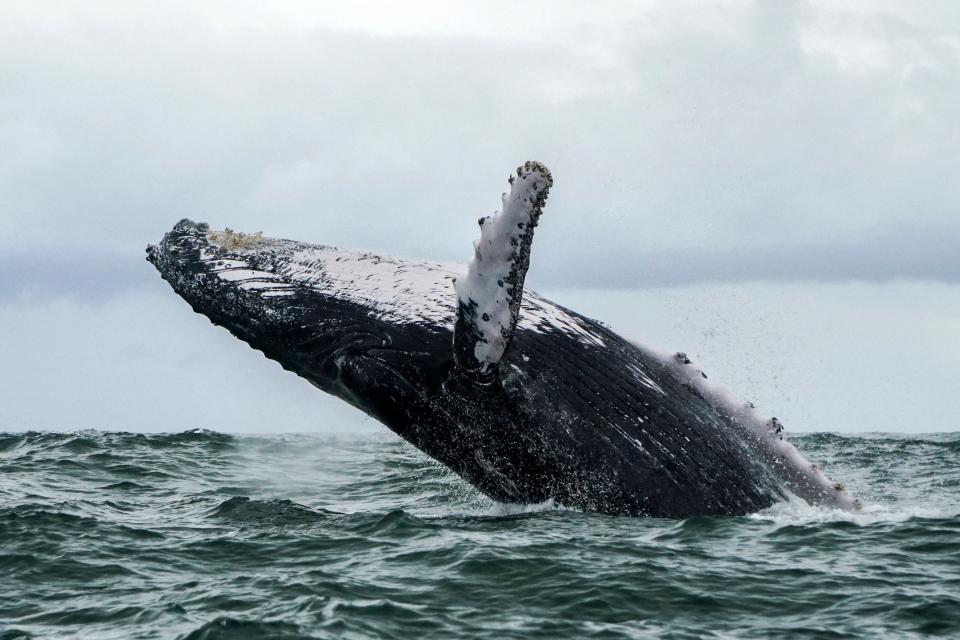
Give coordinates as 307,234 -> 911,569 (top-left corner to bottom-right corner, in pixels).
1,430 -> 958,639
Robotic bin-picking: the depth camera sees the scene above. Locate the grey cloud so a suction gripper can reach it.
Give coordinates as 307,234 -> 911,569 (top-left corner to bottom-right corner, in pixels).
0,1 -> 957,294
530,225 -> 960,289
1,224 -> 955,304
0,247 -> 153,303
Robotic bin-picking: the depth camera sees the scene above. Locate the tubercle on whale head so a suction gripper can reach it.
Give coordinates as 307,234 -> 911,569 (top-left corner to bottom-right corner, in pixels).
146,219 -> 209,266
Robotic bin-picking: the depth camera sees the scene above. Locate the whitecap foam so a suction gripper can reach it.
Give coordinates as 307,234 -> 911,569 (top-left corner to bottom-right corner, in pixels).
750,493 -> 953,527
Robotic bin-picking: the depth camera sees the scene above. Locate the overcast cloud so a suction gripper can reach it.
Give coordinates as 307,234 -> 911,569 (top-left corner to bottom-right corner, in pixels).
2,0 -> 958,295
1,1 -> 957,433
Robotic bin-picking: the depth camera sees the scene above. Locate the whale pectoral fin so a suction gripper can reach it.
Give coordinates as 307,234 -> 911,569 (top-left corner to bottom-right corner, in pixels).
452,161 -> 553,382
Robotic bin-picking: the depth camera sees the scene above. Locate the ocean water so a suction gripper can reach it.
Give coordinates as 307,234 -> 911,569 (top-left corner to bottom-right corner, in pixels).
1,430 -> 958,640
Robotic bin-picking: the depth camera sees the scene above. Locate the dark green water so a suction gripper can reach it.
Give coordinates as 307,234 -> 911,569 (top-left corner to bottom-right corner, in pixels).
1,430 -> 958,639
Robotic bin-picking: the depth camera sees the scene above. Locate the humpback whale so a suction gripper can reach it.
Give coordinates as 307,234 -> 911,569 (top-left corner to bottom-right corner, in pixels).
147,161 -> 856,517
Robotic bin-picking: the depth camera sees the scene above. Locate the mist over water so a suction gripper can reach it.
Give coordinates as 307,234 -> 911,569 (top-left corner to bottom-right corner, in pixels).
1,429 -> 958,639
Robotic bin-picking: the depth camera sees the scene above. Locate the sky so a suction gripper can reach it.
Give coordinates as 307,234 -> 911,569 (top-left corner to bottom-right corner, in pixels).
1,1 -> 958,433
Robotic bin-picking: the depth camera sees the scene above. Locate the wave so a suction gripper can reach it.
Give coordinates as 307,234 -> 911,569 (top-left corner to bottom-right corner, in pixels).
210,496 -> 334,526
1,430 -> 958,639
0,429 -> 237,455
794,431 -> 960,448
180,617 -> 313,640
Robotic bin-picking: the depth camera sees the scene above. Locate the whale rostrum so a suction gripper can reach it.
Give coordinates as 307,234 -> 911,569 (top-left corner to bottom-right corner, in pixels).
146,162 -> 857,517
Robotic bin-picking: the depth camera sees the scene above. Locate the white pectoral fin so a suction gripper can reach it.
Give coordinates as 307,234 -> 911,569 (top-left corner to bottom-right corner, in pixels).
452,161 -> 552,380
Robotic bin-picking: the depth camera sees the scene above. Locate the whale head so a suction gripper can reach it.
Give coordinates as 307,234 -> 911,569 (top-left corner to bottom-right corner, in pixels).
146,219 -> 457,431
